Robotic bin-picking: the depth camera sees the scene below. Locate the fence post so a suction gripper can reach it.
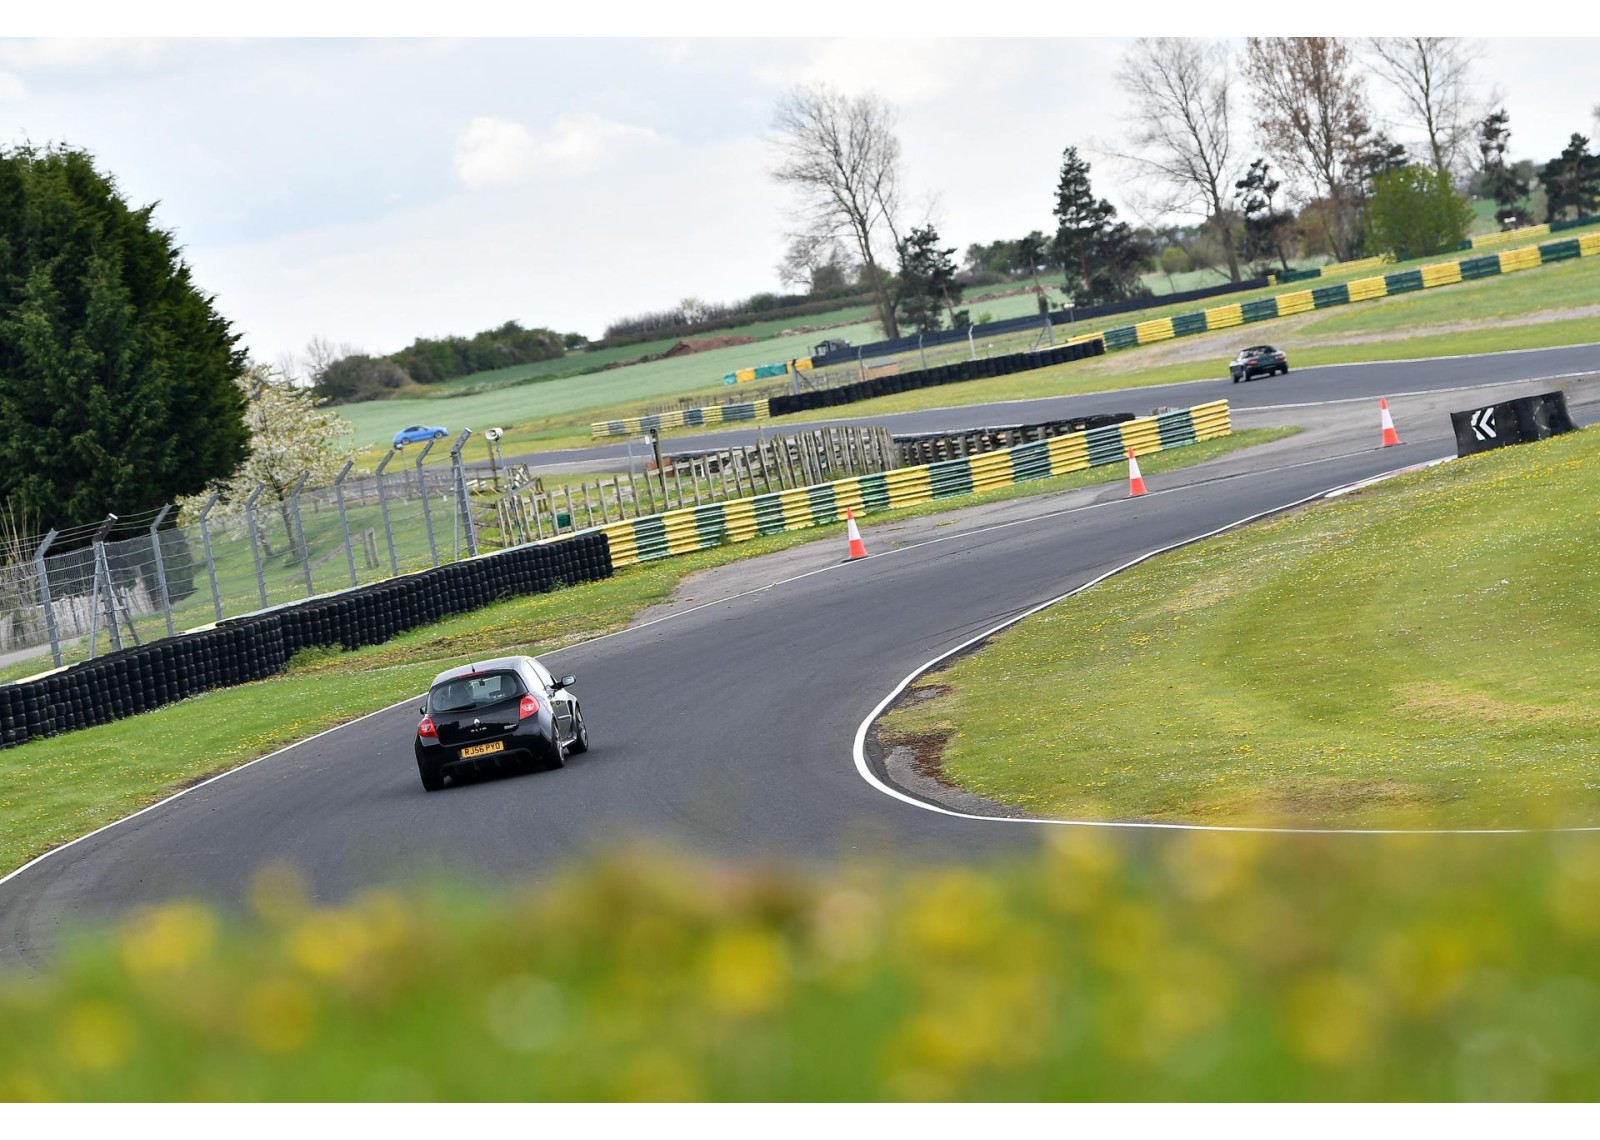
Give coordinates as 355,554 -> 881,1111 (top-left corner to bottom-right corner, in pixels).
968,324 -> 977,361
374,447 -> 401,576
287,472 -> 314,597
333,460 -> 358,587
148,505 -> 175,640
33,529 -> 61,669
450,430 -> 477,559
90,516 -> 122,657
243,484 -> 270,609
415,439 -> 440,567
197,493 -> 223,622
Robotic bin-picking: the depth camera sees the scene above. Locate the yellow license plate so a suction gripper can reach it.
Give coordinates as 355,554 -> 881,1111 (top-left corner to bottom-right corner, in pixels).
459,740 -> 505,759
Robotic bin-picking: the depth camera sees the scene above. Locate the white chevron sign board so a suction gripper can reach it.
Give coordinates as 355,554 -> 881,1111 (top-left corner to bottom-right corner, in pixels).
1451,392 -> 1575,457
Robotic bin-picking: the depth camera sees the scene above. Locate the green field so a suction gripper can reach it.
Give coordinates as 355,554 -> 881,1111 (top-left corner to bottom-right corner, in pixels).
878,426 -> 1600,830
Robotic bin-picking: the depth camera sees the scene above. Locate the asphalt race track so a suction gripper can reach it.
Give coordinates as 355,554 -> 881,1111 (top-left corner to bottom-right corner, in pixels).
519,341 -> 1600,473
2,348 -> 1598,968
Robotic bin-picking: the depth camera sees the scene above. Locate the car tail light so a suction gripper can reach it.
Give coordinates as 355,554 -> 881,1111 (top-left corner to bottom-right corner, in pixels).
418,716 -> 437,739
519,695 -> 539,720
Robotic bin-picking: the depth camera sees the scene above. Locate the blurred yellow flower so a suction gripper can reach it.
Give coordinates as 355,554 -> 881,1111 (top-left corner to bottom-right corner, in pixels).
612,1048 -> 700,1101
701,926 -> 787,1017
56,1001 -> 135,1074
118,902 -> 217,977
1284,971 -> 1383,1066
240,977 -> 318,1054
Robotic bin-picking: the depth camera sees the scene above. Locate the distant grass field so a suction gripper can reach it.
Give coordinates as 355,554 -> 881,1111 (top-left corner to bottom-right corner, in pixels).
879,425 -> 1600,830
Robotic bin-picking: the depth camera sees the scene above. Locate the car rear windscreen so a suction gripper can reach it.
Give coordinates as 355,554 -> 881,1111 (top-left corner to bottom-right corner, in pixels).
429,671 -> 525,713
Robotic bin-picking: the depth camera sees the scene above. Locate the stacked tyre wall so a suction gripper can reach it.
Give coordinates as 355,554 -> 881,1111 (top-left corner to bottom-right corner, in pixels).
0,533 -> 612,752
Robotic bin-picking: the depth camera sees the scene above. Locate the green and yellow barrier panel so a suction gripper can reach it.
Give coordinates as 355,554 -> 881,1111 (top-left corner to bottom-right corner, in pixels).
723,357 -> 814,386
595,400 -> 1231,568
1460,215 -> 1600,250
1095,231 -> 1600,356
591,398 -> 773,440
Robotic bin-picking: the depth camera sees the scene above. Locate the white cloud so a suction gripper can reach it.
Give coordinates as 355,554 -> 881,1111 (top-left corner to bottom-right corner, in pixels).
452,113 -> 660,189
0,72 -> 24,100
190,133 -> 786,360
757,40 -> 1012,106
0,38 -> 170,71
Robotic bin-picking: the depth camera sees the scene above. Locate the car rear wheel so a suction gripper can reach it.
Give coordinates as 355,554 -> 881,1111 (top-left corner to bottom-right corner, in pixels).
568,707 -> 589,755
419,764 -> 445,792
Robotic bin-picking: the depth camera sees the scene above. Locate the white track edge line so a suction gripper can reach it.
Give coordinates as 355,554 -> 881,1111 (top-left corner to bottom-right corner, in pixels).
849,465 -> 1600,837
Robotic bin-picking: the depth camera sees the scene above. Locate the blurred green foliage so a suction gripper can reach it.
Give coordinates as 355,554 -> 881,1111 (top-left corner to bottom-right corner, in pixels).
6,832 -> 1600,1100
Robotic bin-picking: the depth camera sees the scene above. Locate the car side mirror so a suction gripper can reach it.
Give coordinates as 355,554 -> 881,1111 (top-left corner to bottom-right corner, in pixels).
557,675 -> 576,689
419,705 -> 427,715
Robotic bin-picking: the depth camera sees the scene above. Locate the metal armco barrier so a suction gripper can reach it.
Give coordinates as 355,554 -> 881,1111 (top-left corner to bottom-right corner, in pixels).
598,400 -> 1232,568
1450,391 -> 1576,457
0,532 -> 613,752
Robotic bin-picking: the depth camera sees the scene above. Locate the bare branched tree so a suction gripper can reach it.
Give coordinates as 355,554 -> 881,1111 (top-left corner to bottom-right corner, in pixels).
770,84 -> 906,339
300,335 -> 340,388
1244,37 -> 1372,260
1112,38 -> 1242,283
1365,37 -> 1483,177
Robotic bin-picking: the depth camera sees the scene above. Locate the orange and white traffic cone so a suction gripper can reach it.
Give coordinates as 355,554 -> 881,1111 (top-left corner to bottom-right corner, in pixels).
844,508 -> 868,561
1380,397 -> 1401,447
1126,449 -> 1148,497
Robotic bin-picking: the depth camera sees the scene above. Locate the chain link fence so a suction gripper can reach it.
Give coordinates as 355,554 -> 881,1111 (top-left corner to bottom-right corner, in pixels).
3,437 -> 497,678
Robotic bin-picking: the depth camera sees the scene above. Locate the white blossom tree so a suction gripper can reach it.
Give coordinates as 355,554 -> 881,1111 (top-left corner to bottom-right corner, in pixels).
183,363 -> 357,558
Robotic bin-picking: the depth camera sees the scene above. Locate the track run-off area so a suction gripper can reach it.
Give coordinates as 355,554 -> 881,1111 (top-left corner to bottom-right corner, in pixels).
3,342 -> 1598,969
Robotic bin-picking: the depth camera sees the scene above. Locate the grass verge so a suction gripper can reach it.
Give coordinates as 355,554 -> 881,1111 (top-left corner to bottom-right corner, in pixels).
0,429 -> 1288,876
878,426 -> 1600,830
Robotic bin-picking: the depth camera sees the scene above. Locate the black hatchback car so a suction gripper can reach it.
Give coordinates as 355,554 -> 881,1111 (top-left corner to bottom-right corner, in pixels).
414,655 -> 588,791
1229,345 -> 1289,382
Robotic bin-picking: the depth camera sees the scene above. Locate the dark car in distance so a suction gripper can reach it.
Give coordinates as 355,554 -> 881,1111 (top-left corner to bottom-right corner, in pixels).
414,655 -> 588,791
1229,345 -> 1289,382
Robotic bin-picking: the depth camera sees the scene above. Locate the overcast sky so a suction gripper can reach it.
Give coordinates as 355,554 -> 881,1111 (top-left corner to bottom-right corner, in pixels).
4,23 -> 1599,365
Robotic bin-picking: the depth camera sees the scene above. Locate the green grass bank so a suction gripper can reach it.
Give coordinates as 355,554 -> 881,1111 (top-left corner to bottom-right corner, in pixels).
879,426 -> 1600,830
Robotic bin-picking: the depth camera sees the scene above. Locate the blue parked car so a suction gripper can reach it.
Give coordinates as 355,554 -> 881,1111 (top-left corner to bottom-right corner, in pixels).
393,424 -> 448,447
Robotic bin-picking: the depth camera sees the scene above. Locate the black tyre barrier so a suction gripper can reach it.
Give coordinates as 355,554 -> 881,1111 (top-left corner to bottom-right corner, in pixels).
893,412 -> 1137,466
0,532 -> 614,751
768,337 -> 1104,419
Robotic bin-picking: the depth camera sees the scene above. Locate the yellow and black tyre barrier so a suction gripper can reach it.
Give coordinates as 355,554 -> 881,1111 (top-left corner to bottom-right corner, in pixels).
595,400 -> 1231,568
